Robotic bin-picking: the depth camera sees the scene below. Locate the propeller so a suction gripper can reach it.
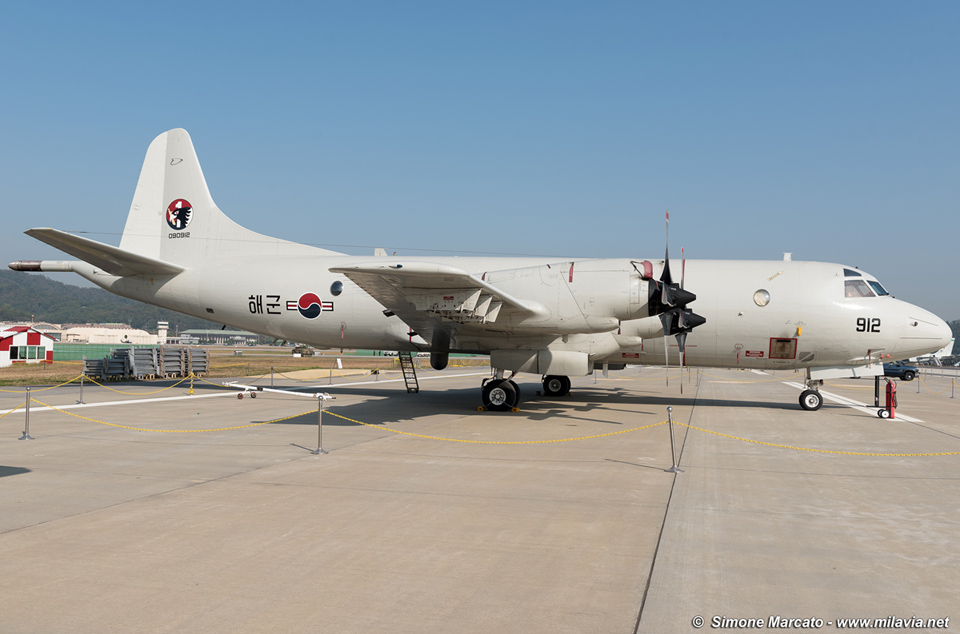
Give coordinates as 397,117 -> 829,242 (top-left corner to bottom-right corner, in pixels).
646,212 -> 707,390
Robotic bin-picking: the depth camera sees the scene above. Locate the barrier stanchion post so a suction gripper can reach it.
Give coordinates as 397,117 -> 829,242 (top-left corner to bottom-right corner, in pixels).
952,379 -> 955,400
329,368 -> 333,385
20,387 -> 34,440
78,374 -> 85,405
271,367 -> 274,388
665,406 -> 682,473
190,373 -> 195,396
312,395 -> 329,455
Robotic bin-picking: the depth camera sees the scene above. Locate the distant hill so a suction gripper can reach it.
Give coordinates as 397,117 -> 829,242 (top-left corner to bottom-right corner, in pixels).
0,270 -> 219,332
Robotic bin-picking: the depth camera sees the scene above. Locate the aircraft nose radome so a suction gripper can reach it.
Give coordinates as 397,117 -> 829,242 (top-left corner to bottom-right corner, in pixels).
934,314 -> 953,350
893,308 -> 953,359
921,312 -> 953,350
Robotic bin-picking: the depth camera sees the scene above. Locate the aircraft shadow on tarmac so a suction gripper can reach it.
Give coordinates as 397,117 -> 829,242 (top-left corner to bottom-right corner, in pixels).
234,379 -> 800,430
0,466 -> 31,479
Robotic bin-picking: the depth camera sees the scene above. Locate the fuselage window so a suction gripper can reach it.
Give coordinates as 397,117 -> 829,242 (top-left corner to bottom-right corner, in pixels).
868,281 -> 889,296
844,280 -> 875,298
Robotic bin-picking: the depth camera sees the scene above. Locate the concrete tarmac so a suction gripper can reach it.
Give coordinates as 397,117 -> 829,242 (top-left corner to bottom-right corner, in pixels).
1,367 -> 958,633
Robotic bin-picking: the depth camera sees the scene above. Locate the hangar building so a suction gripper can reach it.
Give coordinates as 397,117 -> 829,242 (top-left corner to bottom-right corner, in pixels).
0,326 -> 55,368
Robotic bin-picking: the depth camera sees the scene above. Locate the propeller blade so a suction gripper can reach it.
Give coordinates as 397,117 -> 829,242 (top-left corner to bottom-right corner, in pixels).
681,246 -> 685,290
661,210 -> 673,286
676,331 -> 688,355
676,331 -> 688,395
664,334 -> 669,387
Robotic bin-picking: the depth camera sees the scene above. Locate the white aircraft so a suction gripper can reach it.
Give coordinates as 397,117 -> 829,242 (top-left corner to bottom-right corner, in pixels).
10,129 -> 952,411
910,338 -> 955,365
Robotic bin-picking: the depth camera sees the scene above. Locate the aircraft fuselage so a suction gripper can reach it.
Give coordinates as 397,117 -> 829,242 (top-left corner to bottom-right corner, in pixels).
74,255 -> 945,374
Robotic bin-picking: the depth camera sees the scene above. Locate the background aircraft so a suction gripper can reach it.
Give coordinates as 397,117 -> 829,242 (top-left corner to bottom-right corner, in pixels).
10,129 -> 952,411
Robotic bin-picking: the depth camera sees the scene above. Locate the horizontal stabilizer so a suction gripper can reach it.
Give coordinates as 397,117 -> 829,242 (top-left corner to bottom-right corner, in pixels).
24,228 -> 184,277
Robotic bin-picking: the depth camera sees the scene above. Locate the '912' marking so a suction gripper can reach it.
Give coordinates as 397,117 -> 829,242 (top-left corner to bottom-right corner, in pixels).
856,317 -> 881,333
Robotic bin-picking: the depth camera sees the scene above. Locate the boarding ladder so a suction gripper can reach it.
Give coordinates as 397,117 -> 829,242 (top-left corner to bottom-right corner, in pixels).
398,352 -> 420,393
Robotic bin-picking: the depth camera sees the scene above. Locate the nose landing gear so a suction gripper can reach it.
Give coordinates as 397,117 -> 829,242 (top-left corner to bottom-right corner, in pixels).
799,379 -> 824,411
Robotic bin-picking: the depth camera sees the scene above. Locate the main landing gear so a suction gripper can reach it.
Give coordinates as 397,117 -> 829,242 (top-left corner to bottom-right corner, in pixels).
481,376 -> 521,411
799,379 -> 823,411
479,373 -> 575,411
542,375 -> 571,397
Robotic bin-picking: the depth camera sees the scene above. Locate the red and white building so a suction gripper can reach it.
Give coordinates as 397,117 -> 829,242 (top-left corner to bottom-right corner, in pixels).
0,327 -> 55,368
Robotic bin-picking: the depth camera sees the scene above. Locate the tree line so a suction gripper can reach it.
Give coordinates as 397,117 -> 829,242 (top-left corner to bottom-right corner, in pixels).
0,271 -> 218,332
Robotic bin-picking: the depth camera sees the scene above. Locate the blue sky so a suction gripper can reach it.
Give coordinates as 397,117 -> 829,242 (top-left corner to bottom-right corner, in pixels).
3,2 -> 958,317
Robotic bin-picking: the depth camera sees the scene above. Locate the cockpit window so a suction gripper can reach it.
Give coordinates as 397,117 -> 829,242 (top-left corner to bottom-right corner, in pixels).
843,268 -> 861,277
868,281 -> 889,296
844,279 -> 875,298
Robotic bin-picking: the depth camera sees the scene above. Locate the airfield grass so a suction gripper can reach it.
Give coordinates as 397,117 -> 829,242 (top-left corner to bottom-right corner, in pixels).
0,348 -> 489,386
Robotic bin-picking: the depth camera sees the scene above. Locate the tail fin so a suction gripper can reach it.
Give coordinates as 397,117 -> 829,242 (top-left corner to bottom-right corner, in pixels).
119,129 -> 339,265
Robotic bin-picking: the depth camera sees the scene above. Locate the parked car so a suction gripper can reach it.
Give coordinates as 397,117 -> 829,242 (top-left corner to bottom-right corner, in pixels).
883,360 -> 917,381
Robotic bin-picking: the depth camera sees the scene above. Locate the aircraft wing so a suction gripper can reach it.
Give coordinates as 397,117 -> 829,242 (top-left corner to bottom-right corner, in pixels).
329,262 -> 547,346
23,228 -> 184,276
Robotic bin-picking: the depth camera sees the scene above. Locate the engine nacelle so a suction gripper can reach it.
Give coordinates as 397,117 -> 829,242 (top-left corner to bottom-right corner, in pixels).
491,350 -> 590,376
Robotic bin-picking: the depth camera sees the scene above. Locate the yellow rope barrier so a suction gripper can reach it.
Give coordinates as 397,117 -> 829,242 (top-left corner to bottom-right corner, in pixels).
29,398 -> 316,433
698,371 -> 787,383
324,410 -> 668,445
273,370 -> 341,383
823,381 -> 876,391
16,368 -> 957,454
919,375 -> 954,396
193,372 -> 271,388
675,421 -> 960,457
0,401 -> 26,419
28,393 -> 666,443
83,375 -> 192,395
0,374 -> 85,393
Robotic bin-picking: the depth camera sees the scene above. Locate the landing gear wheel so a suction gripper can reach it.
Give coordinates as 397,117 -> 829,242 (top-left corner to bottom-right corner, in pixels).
542,375 -> 571,397
508,380 -> 521,407
799,389 -> 823,411
482,379 -> 519,412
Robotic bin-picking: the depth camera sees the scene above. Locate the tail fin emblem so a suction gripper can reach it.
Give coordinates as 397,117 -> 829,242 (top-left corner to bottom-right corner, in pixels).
166,199 -> 193,230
